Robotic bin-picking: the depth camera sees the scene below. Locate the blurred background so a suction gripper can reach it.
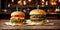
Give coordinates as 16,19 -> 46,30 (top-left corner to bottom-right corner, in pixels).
0,0 -> 60,19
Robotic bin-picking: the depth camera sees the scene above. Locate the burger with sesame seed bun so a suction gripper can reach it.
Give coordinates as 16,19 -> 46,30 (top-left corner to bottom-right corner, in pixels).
29,9 -> 47,25
10,11 -> 26,26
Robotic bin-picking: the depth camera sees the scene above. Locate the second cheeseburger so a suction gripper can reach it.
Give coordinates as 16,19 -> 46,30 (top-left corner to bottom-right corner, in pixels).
29,9 -> 47,25
10,11 -> 26,25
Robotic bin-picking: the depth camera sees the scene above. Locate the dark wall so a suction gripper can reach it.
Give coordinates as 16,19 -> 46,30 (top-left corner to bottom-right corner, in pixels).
1,0 -> 6,9
0,0 -> 1,9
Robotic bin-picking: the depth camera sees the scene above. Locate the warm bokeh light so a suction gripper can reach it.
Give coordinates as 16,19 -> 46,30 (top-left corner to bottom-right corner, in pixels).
51,2 -> 54,5
12,0 -> 14,2
28,0 -> 31,2
42,3 -> 44,5
3,9 -> 8,13
58,0 -> 60,2
23,1 -> 26,5
40,0 -> 45,5
51,2 -> 56,5
42,0 -> 45,2
53,2 -> 56,5
8,4 -> 10,7
18,0 -> 22,5
45,1 -> 48,5
50,0 -> 57,5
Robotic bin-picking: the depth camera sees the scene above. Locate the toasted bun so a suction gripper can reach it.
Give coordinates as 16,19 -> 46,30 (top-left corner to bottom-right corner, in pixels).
11,11 -> 25,16
29,22 -> 45,25
30,9 -> 46,15
14,23 -> 23,26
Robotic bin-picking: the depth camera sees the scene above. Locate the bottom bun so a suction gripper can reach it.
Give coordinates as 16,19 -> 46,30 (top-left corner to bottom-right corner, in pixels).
28,22 -> 45,25
14,23 -> 23,26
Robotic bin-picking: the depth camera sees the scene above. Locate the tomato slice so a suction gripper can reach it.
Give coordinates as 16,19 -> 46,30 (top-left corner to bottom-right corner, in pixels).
11,15 -> 25,18
15,15 -> 24,17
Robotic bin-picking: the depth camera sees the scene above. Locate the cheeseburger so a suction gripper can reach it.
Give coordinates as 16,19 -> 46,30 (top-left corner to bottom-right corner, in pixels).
29,9 -> 47,25
10,11 -> 26,25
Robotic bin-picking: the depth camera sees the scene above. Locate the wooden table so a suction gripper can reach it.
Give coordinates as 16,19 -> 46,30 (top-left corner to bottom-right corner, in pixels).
0,19 -> 60,29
